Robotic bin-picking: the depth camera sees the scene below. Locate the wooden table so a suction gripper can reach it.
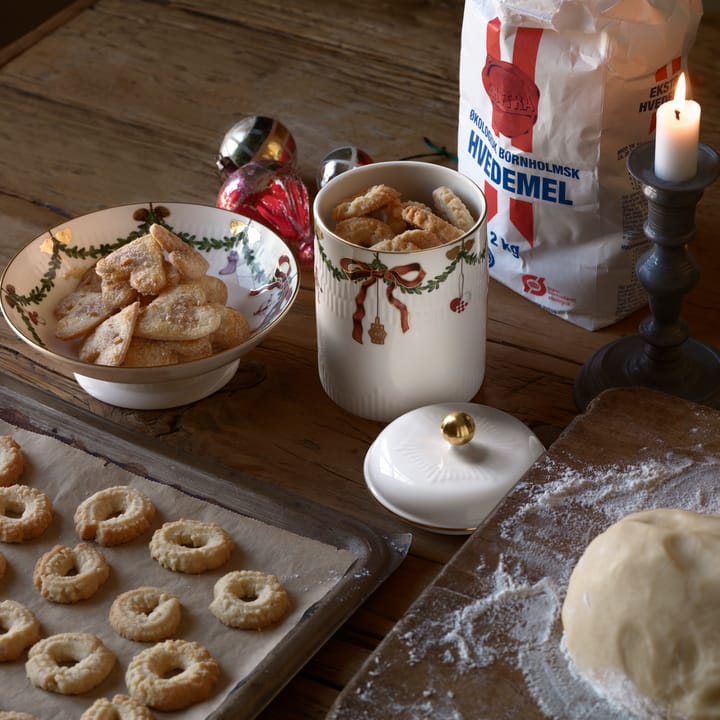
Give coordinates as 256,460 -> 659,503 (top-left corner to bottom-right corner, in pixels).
0,2 -> 717,718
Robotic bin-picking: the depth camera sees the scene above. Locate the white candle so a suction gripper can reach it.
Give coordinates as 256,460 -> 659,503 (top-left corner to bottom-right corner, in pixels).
654,72 -> 701,182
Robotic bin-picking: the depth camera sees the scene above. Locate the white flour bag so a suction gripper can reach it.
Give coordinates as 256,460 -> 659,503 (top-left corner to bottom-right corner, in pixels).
458,0 -> 703,329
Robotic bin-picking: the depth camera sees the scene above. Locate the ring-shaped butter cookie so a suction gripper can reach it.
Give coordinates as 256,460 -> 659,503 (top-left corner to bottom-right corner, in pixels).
33,543 -> 109,603
80,694 -> 155,719
74,485 -> 155,546
125,639 -> 219,711
209,570 -> 290,629
25,632 -> 115,695
0,600 -> 40,662
149,519 -> 233,574
0,436 -> 25,487
0,485 -> 52,543
109,587 -> 181,642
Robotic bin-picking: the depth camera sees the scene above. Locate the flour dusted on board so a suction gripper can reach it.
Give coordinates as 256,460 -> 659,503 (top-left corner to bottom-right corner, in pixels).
458,0 -> 703,329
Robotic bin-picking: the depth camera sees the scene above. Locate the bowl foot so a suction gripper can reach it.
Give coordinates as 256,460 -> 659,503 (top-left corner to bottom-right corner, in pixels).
74,360 -> 240,410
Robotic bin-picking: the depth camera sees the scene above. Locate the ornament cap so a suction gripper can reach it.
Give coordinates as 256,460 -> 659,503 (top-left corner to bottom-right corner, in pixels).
217,116 -> 296,175
316,146 -> 374,189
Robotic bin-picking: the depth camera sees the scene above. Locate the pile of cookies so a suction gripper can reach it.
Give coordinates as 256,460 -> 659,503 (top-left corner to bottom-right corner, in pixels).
332,184 -> 476,251
0,434 -> 290,717
53,223 -> 250,368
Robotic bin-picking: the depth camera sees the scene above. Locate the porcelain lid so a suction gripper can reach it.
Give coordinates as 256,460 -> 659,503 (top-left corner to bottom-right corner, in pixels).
364,402 -> 545,534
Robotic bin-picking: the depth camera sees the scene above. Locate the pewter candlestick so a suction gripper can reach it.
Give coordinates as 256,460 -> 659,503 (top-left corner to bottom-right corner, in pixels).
573,141 -> 720,411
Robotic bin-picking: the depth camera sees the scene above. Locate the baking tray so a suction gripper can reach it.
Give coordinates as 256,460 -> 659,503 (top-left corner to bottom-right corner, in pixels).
0,373 -> 410,719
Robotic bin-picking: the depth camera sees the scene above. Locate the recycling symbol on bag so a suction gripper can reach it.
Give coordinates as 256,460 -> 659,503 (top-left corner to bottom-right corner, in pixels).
522,274 -> 546,297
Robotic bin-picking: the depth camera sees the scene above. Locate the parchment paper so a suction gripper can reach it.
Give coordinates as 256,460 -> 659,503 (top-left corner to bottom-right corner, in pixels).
0,421 -> 357,719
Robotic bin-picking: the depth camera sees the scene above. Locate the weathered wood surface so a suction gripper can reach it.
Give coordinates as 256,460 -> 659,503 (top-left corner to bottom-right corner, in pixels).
0,2 -> 718,717
0,0 -> 96,66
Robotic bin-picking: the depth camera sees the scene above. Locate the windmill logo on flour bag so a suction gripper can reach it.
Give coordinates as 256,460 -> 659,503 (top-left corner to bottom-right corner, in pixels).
458,0 -> 703,330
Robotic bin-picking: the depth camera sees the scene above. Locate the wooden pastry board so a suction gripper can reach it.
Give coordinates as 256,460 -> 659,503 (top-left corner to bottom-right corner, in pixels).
0,374 -> 409,720
327,386 -> 720,719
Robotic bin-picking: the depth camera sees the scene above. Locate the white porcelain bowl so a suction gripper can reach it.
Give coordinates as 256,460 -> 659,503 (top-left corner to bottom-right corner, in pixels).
0,202 -> 299,409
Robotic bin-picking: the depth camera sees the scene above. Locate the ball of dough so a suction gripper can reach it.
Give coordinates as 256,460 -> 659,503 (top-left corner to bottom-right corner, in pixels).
562,508 -> 720,719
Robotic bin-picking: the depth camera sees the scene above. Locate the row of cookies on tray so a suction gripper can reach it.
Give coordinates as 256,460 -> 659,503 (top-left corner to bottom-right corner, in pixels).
0,435 -> 290,716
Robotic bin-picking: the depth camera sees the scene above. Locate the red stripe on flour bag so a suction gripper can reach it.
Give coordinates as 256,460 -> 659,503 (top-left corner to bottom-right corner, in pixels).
509,27 -> 542,244
486,18 -> 502,137
650,57 -> 682,134
510,27 -> 543,153
483,19 -> 540,143
484,182 -> 498,221
486,17 -> 502,64
483,18 -> 542,245
510,198 -> 534,245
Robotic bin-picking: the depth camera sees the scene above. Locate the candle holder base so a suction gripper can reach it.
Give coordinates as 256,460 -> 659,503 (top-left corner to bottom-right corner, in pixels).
573,335 -> 720,411
573,141 -> 720,411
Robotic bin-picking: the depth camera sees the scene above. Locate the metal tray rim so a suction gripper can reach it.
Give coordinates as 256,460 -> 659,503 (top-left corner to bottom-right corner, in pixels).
0,373 -> 410,720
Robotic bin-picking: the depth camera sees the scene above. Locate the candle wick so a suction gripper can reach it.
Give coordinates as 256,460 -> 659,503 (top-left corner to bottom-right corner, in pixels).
675,108 -> 681,121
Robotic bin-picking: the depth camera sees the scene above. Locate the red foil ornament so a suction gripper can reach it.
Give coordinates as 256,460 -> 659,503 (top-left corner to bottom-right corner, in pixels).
216,160 -> 313,264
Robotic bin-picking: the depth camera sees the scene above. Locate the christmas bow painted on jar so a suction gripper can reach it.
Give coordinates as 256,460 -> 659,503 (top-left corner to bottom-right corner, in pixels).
339,257 -> 426,344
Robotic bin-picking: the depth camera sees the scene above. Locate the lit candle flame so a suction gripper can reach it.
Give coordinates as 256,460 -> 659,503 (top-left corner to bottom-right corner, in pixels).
673,72 -> 686,121
654,70 -> 700,182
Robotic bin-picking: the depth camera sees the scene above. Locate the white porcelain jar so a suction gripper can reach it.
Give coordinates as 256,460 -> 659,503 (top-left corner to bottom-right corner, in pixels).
313,161 -> 488,422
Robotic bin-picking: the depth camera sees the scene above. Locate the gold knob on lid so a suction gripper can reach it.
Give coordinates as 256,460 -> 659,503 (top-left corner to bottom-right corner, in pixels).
440,411 -> 476,446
